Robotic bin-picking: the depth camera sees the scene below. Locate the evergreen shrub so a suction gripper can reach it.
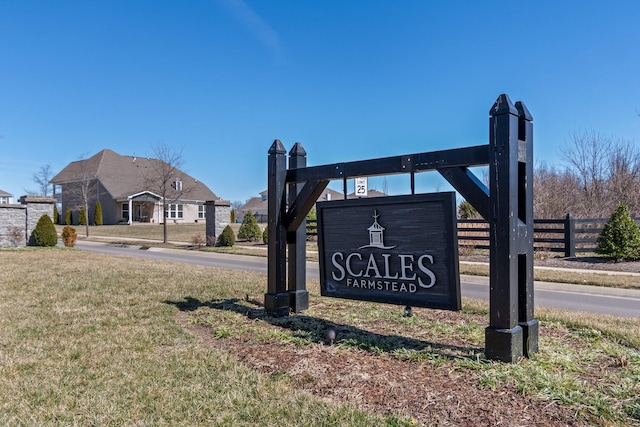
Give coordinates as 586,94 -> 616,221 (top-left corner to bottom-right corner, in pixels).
217,225 -> 235,247
262,225 -> 268,244
78,207 -> 87,225
306,208 -> 317,236
32,214 -> 58,247
94,201 -> 103,226
458,201 -> 479,219
596,203 -> 640,261
237,212 -> 262,241
65,207 -> 72,225
53,205 -> 59,224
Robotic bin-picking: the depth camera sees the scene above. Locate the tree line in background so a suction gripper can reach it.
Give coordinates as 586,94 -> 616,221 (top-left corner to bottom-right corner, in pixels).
456,130 -> 640,260
458,130 -> 640,221
534,130 -> 640,219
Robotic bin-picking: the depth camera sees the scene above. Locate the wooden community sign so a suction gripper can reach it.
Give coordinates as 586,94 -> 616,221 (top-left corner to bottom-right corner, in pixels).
317,193 -> 461,310
265,93 -> 538,362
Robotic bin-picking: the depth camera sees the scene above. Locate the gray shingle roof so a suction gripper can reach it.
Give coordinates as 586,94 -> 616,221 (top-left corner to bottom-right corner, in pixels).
51,149 -> 218,201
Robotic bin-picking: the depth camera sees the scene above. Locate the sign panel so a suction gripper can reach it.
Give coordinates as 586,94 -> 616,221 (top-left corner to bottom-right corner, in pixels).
317,193 -> 461,310
354,177 -> 368,197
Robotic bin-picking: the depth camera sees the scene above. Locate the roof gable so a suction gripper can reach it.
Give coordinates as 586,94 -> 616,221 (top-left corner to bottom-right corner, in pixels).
51,149 -> 218,201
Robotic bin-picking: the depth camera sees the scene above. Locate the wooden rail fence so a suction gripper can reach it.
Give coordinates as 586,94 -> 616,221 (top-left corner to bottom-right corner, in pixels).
308,214 -> 640,258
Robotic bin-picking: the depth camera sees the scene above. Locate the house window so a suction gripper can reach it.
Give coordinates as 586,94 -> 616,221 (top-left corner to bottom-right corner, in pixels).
198,204 -> 206,219
121,203 -> 129,220
0,196 -> 8,204
166,204 -> 183,219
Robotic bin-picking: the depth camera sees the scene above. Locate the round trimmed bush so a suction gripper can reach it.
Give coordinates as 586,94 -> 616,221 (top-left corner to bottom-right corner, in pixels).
32,214 -> 58,247
217,225 -> 236,247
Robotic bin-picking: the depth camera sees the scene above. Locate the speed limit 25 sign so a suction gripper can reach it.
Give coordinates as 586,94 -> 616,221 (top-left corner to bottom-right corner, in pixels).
354,177 -> 368,197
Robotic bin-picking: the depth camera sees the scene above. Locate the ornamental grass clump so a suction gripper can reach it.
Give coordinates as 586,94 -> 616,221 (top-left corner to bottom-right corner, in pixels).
596,203 -> 640,261
32,214 -> 58,247
62,225 -> 77,247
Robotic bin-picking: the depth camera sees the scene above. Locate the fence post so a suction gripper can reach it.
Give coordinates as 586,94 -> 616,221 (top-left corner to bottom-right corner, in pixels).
485,94 -> 538,362
288,143 -> 309,313
564,213 -> 576,258
265,140 -> 290,316
515,100 -> 538,358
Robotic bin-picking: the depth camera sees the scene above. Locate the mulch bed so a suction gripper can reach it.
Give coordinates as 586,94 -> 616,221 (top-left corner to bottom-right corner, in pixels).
175,248 -> 637,425
178,308 -> 593,427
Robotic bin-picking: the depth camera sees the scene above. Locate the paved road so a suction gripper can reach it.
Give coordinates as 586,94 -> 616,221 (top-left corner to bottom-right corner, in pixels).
75,241 -> 640,318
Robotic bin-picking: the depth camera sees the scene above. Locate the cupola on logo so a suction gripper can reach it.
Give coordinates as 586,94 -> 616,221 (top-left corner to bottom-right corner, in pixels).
358,210 -> 397,250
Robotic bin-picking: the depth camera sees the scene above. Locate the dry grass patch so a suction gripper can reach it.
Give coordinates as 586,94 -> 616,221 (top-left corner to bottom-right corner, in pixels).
3,248 -> 638,426
0,249 -> 391,426
0,249 -> 640,426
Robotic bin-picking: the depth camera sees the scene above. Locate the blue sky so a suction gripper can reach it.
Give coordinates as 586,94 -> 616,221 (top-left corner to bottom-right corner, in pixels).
1,1 -> 639,204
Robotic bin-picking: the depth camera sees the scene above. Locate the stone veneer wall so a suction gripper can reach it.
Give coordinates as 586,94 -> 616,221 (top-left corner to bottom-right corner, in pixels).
205,199 -> 231,246
0,196 -> 55,247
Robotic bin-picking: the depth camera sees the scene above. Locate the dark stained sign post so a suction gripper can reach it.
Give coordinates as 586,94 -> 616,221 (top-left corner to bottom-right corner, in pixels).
317,194 -> 460,310
266,94 -> 538,363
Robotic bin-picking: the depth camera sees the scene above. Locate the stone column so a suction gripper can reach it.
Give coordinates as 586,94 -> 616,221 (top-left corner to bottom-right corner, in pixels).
205,199 -> 231,246
19,196 -> 55,246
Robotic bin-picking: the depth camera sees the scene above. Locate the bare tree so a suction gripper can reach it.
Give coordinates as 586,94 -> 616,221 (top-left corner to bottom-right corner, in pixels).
606,140 -> 640,215
560,130 -> 612,217
61,154 -> 98,237
35,164 -> 54,196
533,162 -> 580,219
535,131 -> 640,218
144,143 -> 190,243
25,164 -> 54,196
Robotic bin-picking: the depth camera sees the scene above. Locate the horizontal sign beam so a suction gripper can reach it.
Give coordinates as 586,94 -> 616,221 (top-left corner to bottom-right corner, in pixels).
286,145 -> 489,184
